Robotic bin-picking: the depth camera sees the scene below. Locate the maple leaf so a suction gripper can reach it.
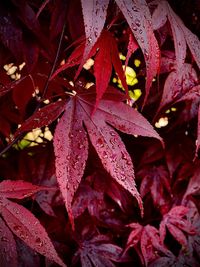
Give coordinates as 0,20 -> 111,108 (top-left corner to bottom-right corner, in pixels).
72,183 -> 104,219
126,223 -> 170,266
53,87 -> 162,228
115,0 -> 160,105
52,30 -> 129,108
138,165 -> 171,212
157,63 -> 198,113
159,206 -> 196,248
0,180 -> 66,267
73,234 -> 124,267
152,0 -> 200,70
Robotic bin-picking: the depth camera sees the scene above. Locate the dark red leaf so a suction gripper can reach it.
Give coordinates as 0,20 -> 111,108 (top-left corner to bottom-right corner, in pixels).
139,165 -> 171,211
15,100 -> 66,137
0,180 -> 51,199
159,206 -> 195,247
0,198 -> 66,267
0,216 -> 18,267
126,223 -> 169,266
157,63 -> 198,113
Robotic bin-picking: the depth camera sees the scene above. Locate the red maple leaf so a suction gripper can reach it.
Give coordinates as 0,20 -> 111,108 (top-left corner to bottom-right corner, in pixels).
126,223 -> 170,266
53,86 -> 162,228
159,206 -> 196,248
0,180 -> 66,267
138,165 -> 171,212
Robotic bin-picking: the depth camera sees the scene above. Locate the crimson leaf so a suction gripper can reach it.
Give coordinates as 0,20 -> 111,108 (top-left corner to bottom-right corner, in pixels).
159,206 -> 196,247
0,180 -> 51,199
126,223 -> 170,266
54,88 -> 162,227
0,198 -> 66,267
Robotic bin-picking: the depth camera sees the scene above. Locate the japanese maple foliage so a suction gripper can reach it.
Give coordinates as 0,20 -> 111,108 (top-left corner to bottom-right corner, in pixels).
0,0 -> 200,266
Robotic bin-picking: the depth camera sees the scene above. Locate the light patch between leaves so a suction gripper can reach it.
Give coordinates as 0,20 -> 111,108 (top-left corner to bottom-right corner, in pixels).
155,117 -> 169,128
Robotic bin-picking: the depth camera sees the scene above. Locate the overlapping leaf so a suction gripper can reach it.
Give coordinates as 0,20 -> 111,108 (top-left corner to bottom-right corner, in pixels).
157,63 -> 198,113
116,0 -> 160,105
73,234 -> 124,267
0,180 -> 66,267
54,88 -> 162,227
159,206 -> 196,247
126,223 -> 170,266
138,165 -> 171,212
152,0 -> 200,70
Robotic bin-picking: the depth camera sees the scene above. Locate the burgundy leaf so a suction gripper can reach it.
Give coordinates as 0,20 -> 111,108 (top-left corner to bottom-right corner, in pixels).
53,98 -> 89,228
0,198 -> 66,267
152,0 -> 200,71
138,165 -> 171,211
126,223 -> 169,266
0,180 -> 51,199
152,1 -> 186,68
77,0 -> 109,78
72,183 -> 104,219
15,100 -> 66,137
157,63 -> 198,113
74,234 -> 123,267
53,89 -> 162,227
116,0 -> 160,105
159,206 -> 195,247
0,216 -> 18,267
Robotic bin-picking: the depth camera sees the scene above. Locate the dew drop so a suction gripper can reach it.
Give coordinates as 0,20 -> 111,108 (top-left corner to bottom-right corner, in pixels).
35,237 -> 43,247
78,143 -> 84,149
88,37 -> 92,43
96,138 -> 104,148
1,236 -> 8,242
132,6 -> 138,12
135,19 -> 141,27
121,175 -> 126,181
102,151 -> 108,159
110,131 -> 116,136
